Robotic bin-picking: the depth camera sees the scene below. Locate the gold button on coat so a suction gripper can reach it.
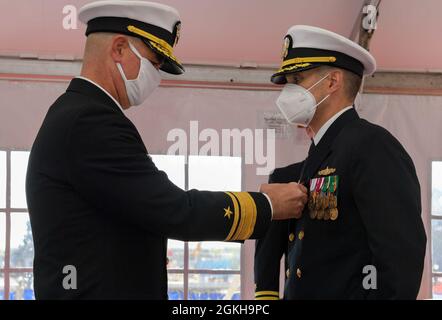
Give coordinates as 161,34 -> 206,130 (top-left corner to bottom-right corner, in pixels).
298,230 -> 305,240
296,268 -> 302,278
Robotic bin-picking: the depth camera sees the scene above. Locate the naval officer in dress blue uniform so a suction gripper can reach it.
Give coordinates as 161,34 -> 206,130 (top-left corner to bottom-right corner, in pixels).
26,1 -> 308,299
254,25 -> 427,300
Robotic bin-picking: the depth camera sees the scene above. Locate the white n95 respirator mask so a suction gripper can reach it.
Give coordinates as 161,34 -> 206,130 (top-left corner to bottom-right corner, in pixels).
276,73 -> 331,126
117,42 -> 162,107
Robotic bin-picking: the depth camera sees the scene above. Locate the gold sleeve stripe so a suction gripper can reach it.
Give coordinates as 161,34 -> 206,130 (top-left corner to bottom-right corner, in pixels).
255,291 -> 279,297
255,296 -> 280,300
281,56 -> 336,68
224,192 -> 258,241
127,25 -> 174,56
232,192 -> 257,240
243,192 -> 257,240
224,192 -> 241,241
233,192 -> 248,240
231,193 -> 245,239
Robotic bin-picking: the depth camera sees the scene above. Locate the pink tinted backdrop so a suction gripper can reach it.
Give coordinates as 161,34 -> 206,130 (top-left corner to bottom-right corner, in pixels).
0,0 -> 442,70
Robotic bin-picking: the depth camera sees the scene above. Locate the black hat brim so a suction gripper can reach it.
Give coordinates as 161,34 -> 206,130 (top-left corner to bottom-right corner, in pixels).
143,39 -> 185,75
271,63 -> 322,84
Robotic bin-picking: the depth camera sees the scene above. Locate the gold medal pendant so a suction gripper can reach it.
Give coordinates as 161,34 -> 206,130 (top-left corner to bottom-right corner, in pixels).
317,209 -> 325,220
323,192 -> 330,210
315,178 -> 324,210
330,208 -> 339,221
308,196 -> 314,211
308,192 -> 316,211
321,194 -> 326,210
323,209 -> 330,221
332,194 -> 338,208
309,209 -> 318,219
315,194 -> 322,211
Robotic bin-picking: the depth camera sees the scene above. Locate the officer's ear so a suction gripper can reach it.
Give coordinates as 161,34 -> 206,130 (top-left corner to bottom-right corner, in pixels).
326,69 -> 344,94
111,35 -> 129,63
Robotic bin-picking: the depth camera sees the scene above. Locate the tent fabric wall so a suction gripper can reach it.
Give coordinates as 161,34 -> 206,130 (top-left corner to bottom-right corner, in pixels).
0,78 -> 439,299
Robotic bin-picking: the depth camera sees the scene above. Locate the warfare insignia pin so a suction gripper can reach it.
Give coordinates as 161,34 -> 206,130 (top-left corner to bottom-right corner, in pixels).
318,167 -> 336,176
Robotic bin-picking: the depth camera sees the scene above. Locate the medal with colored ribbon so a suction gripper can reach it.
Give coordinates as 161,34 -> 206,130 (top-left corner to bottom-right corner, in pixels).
329,175 -> 339,221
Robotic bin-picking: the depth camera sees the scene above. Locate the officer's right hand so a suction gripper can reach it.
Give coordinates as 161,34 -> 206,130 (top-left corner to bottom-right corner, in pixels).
260,182 -> 308,220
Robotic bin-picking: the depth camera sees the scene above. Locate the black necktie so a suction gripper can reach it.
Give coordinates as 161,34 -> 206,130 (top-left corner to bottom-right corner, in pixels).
308,139 -> 316,156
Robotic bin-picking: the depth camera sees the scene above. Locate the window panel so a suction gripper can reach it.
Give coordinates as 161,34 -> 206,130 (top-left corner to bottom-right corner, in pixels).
152,155 -> 186,271
188,155 -> 242,283
167,273 -> 184,300
187,156 -> 242,299
0,272 -> 4,300
0,151 -> 5,209
188,156 -> 241,192
167,239 -> 184,270
11,151 -> 30,209
188,274 -> 240,300
432,161 -> 442,216
0,212 -> 5,268
149,156 -> 186,294
432,161 -> 442,300
188,242 -> 240,271
433,276 -> 442,300
432,219 -> 442,274
158,156 -> 243,300
10,213 -> 33,268
9,272 -> 34,300
151,155 -> 185,189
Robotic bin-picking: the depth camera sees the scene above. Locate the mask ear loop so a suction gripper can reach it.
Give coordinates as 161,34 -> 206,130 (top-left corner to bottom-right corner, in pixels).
300,74 -> 331,131
307,73 -> 331,91
308,72 -> 331,111
306,125 -> 316,139
315,93 -> 331,106
128,42 -> 144,60
117,42 -> 144,81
